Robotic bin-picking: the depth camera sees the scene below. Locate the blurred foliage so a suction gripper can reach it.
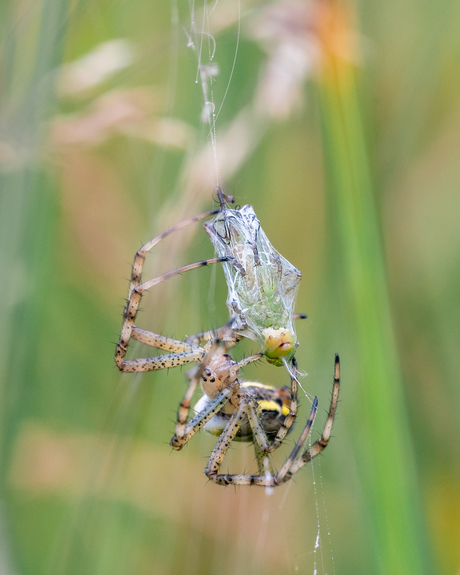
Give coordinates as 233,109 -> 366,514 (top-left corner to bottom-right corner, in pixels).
1,0 -> 459,574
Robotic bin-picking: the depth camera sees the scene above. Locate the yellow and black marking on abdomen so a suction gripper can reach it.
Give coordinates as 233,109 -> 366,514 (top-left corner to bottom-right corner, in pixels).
198,382 -> 292,442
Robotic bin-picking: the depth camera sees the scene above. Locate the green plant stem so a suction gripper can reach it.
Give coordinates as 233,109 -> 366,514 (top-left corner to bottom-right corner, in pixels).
317,3 -> 431,573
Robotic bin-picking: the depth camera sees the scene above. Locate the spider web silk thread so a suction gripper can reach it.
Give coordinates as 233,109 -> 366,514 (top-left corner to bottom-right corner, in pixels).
212,0 -> 240,127
202,0 -> 220,185
310,434 -> 326,575
317,455 -> 336,575
187,0 -> 241,187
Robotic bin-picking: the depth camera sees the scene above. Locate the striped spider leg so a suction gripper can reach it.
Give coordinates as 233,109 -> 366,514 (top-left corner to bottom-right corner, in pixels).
204,354 -> 340,487
115,200 -> 245,373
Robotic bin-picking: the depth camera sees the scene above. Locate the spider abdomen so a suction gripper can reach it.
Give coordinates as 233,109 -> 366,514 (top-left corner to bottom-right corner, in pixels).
195,383 -> 292,442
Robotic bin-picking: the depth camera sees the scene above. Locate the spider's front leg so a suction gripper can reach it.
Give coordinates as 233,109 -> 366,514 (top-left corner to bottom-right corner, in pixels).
117,326 -> 202,372
115,209 -> 220,370
116,256 -> 231,371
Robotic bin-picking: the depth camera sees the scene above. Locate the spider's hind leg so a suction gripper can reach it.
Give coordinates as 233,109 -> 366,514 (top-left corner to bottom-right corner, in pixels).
205,355 -> 339,488
205,399 -> 278,487
207,398 -> 318,488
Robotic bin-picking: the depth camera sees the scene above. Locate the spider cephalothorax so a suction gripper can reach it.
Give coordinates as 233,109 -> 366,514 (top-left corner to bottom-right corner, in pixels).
200,352 -> 239,403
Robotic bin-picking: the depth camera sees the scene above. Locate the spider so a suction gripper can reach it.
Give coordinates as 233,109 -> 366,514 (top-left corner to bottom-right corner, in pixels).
115,310 -> 339,486
129,319 -> 340,486
115,189 -> 305,375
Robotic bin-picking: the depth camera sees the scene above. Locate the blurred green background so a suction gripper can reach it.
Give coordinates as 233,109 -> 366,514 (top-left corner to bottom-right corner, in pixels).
1,0 -> 459,574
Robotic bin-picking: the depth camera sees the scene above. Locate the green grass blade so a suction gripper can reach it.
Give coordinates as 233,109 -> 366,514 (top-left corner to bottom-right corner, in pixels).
317,3 -> 431,573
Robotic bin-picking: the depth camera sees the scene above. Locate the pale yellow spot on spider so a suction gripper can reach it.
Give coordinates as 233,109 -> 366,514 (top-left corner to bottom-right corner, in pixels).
257,400 -> 287,415
262,328 -> 295,359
